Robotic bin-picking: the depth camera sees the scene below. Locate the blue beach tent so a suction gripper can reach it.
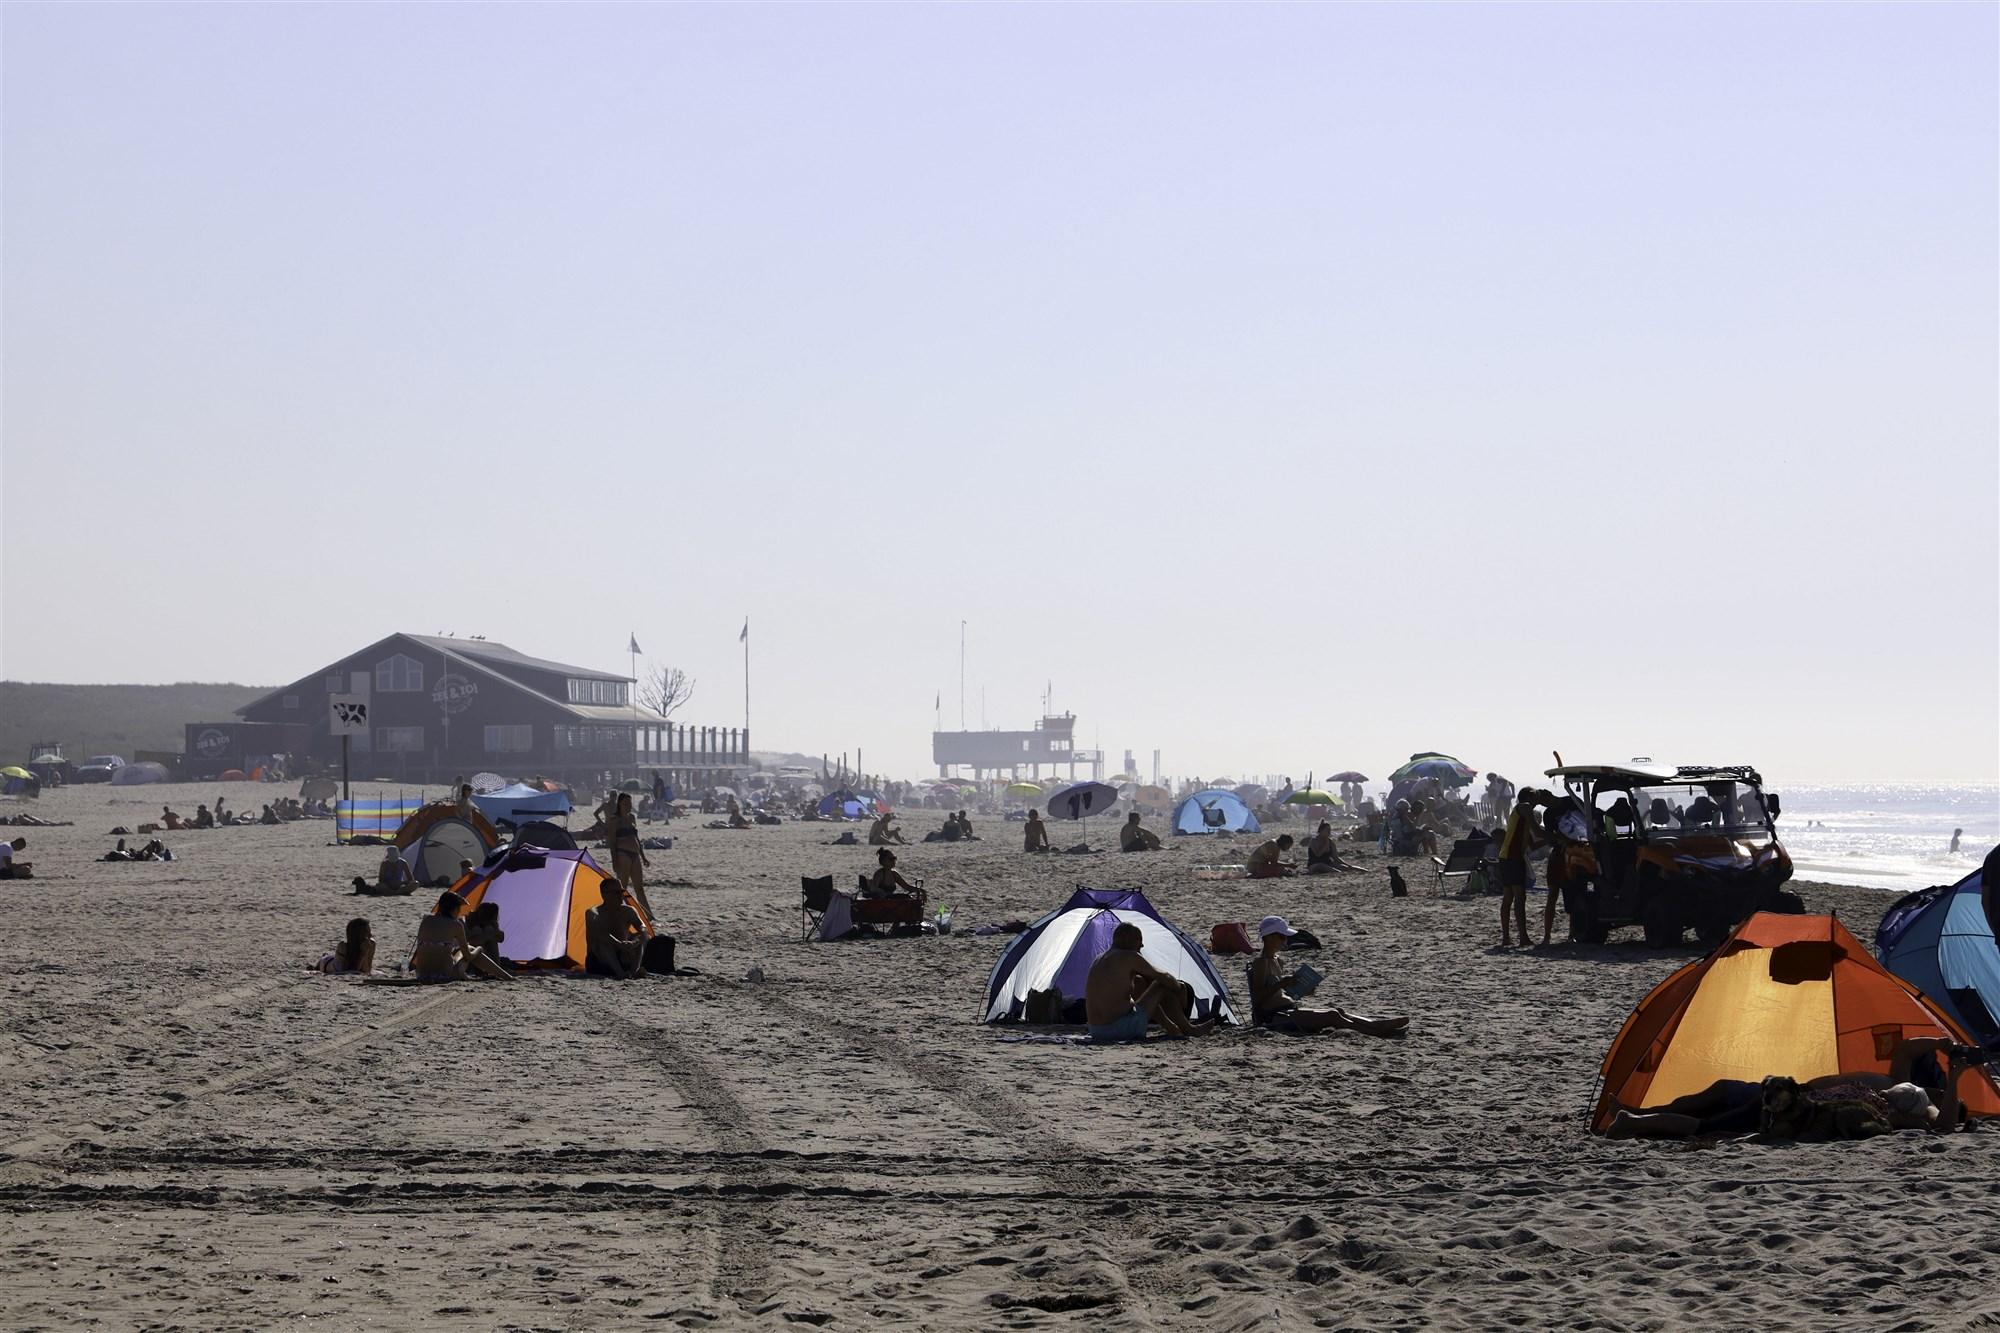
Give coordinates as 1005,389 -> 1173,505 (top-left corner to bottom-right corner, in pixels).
472,783 -> 572,828
1877,866 -> 2000,1045
1170,789 -> 1261,836
981,887 -> 1235,1025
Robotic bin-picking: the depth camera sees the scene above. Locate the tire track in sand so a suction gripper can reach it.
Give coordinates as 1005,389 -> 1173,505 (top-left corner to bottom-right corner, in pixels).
0,987 -> 476,1167
746,987 -> 1170,1329
569,990 -> 782,1321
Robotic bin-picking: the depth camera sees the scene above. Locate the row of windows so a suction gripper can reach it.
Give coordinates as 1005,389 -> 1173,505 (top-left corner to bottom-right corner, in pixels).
566,678 -> 629,706
555,726 -> 634,751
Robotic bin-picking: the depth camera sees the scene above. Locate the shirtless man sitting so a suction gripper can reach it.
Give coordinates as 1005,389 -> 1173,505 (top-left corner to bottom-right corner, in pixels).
160,806 -> 186,831
1249,916 -> 1407,1037
1023,809 -> 1051,853
1119,813 -> 1162,852
192,804 -> 216,829
1247,834 -> 1297,879
867,812 -> 907,846
1083,923 -> 1214,1043
585,882 -> 649,980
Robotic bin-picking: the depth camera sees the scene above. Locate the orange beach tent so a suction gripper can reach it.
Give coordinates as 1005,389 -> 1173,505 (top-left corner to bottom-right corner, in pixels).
1592,912 -> 2000,1132
450,846 -> 653,971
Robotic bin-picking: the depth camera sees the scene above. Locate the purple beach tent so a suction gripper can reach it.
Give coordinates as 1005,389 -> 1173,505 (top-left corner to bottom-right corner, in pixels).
980,887 -> 1237,1025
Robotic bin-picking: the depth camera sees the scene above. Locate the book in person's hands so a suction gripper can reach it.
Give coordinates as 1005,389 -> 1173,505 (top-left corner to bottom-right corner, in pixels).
1285,963 -> 1323,1000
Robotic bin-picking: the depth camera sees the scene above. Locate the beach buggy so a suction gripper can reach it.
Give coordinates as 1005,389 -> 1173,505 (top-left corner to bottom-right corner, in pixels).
1545,764 -> 1801,947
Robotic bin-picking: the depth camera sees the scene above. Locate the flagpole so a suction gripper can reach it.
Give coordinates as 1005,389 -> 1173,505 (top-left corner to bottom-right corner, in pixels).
742,618 -> 750,738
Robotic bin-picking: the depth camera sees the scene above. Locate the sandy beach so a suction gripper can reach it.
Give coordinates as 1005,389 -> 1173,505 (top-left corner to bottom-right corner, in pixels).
2,782 -> 1995,1331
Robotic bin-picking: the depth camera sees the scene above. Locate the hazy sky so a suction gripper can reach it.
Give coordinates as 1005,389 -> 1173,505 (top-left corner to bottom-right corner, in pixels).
4,4 -> 1995,784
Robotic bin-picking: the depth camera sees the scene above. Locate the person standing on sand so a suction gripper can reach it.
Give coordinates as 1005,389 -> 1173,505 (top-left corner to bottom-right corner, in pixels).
1497,790 -> 1543,947
1083,922 -> 1212,1042
609,793 -> 652,917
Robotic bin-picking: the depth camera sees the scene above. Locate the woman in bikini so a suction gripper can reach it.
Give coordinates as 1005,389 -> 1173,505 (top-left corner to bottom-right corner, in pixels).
409,891 -> 514,982
609,793 -> 653,917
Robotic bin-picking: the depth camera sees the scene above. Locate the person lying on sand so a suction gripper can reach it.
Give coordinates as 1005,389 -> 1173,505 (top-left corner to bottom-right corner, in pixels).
867,812 -> 907,846
410,891 -> 514,982
1084,923 -> 1213,1042
1305,821 -> 1361,873
1606,1038 -> 1989,1140
1023,809 -> 1051,853
1249,916 -> 1407,1037
863,849 -> 926,903
321,918 -> 375,974
585,882 -> 647,980
353,845 -> 416,896
1119,813 -> 1161,853
1247,834 -> 1297,879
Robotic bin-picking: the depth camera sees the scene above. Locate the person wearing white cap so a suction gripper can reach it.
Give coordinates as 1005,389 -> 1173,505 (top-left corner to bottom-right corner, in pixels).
1248,915 -> 1408,1038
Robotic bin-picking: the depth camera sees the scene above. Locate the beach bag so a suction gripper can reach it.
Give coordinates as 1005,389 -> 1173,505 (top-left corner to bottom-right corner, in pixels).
1286,927 -> 1323,951
1024,987 -> 1065,1024
643,934 -> 676,976
1210,922 -> 1256,955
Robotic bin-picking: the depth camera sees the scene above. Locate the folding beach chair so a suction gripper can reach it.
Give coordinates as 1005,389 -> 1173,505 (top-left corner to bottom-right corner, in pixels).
800,875 -> 835,940
1432,836 -> 1493,893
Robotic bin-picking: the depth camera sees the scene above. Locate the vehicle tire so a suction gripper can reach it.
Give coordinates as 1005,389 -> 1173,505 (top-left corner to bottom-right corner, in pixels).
1641,894 -> 1681,948
1696,910 -> 1731,950
1770,889 -> 1804,916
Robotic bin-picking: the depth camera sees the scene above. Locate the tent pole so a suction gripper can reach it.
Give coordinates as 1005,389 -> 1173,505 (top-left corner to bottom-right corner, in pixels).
342,735 -> 350,803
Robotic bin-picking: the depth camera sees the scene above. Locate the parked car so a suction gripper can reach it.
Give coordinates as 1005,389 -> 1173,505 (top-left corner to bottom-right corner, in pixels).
1545,764 -> 1800,947
74,754 -> 128,784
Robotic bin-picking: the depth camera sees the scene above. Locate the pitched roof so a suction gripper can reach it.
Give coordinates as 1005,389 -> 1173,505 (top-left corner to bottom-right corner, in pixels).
403,635 -> 630,683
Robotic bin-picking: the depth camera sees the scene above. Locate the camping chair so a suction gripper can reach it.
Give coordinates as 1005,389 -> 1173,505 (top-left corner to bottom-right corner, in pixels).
1432,836 -> 1493,893
800,875 -> 835,941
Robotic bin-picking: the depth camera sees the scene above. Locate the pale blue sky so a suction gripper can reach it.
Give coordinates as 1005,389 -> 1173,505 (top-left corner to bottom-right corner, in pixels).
4,3 -> 1995,782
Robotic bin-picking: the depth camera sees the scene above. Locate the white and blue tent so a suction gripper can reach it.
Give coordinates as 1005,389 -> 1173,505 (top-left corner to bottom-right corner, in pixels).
981,887 -> 1235,1025
1170,789 -> 1261,836
1877,866 -> 2000,1046
472,783 -> 572,829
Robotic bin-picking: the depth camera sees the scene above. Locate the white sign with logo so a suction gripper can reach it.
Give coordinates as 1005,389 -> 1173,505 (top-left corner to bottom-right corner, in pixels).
194,727 -> 232,759
329,695 -> 370,736
432,673 -> 479,715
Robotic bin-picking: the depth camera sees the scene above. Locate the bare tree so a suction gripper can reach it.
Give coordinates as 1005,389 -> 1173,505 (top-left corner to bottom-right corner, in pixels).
639,664 -> 696,719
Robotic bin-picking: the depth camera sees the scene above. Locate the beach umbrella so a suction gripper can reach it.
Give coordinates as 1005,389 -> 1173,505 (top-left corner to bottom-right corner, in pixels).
1045,780 -> 1120,847
1136,784 -> 1172,808
1284,789 -> 1339,807
0,766 -> 31,780
1235,783 -> 1270,805
1005,781 -> 1044,798
469,772 -> 507,795
1389,753 -> 1476,786
1327,771 -> 1368,783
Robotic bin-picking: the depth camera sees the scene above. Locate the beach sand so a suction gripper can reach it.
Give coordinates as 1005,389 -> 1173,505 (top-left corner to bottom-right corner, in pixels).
3,783 -> 1995,1330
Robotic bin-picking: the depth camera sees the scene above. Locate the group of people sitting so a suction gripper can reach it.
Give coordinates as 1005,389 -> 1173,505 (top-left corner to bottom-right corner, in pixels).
923,811 -> 980,843
1245,823 -> 1364,878
321,879 -> 658,982
1081,916 -> 1407,1043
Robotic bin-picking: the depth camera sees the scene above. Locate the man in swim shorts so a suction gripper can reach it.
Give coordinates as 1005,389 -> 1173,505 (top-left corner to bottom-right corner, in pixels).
1082,923 -> 1212,1042
586,882 -> 649,980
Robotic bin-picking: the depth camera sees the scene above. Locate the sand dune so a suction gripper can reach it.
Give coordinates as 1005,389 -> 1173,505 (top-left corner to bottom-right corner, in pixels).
2,783 -> 1994,1329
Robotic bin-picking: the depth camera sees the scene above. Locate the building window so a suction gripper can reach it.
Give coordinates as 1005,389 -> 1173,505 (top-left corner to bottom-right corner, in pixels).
377,725 -> 424,753
325,675 -> 344,693
282,695 -> 299,710
484,725 -> 533,754
376,654 -> 424,693
567,678 -> 629,706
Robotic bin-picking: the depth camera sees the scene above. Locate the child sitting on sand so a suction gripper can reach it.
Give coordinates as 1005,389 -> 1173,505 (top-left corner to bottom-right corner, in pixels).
320,918 -> 375,974
1249,916 -> 1407,1037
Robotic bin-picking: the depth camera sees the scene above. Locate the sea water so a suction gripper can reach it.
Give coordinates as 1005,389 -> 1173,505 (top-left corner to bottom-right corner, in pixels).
1768,782 -> 1998,895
